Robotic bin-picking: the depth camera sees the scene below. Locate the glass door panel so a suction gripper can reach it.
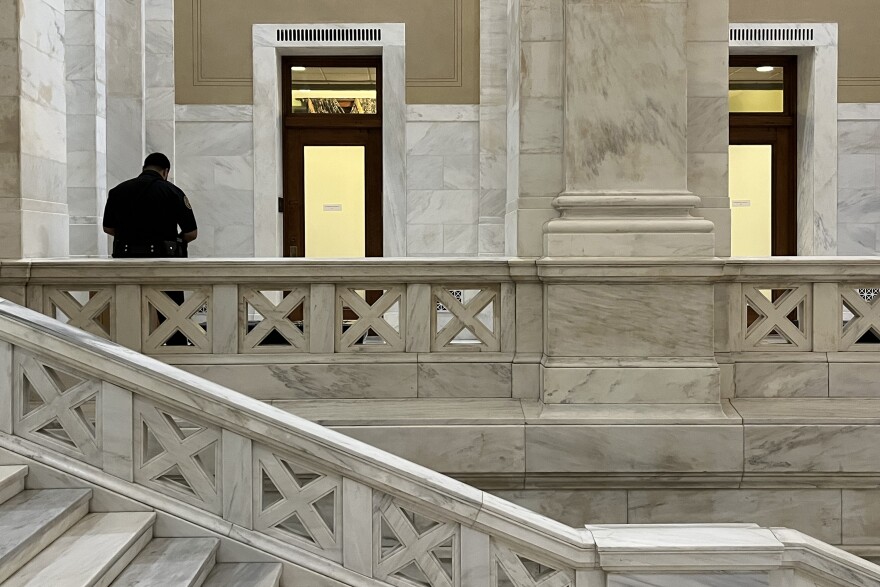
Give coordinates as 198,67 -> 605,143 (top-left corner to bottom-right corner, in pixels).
729,144 -> 773,257
303,146 -> 366,258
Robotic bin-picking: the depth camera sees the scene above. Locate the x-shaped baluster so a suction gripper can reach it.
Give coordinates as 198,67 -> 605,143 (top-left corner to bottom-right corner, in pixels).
376,500 -> 455,587
137,403 -> 219,508
257,452 -> 338,549
47,289 -> 113,338
143,288 -> 210,351
434,288 -> 498,350
16,355 -> 101,464
243,289 -> 307,350
743,286 -> 809,349
841,288 -> 880,349
494,546 -> 572,587
338,288 -> 403,351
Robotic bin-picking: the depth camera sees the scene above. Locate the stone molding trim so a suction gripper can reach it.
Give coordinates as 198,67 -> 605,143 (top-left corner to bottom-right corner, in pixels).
251,23 -> 407,257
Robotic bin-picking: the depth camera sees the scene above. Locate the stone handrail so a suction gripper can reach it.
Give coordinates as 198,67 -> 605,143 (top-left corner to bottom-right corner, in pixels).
2,297 -> 880,585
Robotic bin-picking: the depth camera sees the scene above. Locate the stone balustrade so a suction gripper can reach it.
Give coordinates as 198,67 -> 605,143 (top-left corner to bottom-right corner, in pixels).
1,258 -> 879,402
1,298 -> 880,586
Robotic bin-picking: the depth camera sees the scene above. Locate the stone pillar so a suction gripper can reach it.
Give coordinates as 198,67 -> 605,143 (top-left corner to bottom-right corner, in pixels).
0,0 -> 70,259
106,0 -> 144,190
144,0 -> 175,160
544,0 -> 715,257
538,0 -> 722,406
66,0 -> 109,256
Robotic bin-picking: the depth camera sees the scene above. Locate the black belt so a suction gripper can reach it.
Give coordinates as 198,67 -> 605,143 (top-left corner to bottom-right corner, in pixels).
112,240 -> 181,258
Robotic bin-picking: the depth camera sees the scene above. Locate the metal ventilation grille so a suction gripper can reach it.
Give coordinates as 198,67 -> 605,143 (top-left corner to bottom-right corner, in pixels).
276,27 -> 382,43
730,26 -> 815,42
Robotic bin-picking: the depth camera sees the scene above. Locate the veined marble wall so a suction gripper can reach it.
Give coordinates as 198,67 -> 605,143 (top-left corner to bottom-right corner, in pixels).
838,104 -> 880,255
0,0 -> 70,258
66,0 -> 108,257
174,105 -> 255,258
405,106 -> 484,256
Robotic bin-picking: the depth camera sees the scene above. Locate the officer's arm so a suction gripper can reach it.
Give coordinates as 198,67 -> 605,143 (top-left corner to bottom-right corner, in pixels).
103,226 -> 116,236
181,229 -> 197,243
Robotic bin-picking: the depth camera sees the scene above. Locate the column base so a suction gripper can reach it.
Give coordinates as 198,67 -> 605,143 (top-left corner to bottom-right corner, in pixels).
544,191 -> 715,257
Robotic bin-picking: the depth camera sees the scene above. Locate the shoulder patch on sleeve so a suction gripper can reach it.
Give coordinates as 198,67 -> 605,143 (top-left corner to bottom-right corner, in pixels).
183,195 -> 192,209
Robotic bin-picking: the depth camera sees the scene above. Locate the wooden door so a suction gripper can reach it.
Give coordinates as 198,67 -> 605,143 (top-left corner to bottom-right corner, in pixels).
282,126 -> 383,258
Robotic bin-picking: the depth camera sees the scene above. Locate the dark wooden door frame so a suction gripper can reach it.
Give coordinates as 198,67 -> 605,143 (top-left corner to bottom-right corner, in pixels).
729,54 -> 798,256
281,55 -> 384,258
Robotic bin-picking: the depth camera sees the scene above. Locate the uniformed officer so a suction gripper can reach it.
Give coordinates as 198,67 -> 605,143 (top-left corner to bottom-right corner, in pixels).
102,152 -> 198,258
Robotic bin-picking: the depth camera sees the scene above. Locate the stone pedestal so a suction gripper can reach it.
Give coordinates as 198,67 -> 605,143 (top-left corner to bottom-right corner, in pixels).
545,0 -> 714,257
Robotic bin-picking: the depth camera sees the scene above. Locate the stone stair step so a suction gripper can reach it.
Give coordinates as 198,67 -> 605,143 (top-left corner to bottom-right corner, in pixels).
110,537 -> 219,587
0,488 -> 91,583
0,465 -> 27,505
4,511 -> 156,587
202,563 -> 283,587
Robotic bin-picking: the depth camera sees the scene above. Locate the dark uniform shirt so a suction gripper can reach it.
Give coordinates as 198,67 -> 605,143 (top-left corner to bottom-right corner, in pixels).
103,170 -> 197,244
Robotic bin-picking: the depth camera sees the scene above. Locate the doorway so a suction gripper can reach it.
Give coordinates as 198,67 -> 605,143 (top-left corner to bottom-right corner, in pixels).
729,55 -> 797,256
281,56 -> 383,258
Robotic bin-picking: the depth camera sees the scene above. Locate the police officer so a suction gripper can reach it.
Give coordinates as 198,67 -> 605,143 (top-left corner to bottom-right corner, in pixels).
102,152 -> 197,257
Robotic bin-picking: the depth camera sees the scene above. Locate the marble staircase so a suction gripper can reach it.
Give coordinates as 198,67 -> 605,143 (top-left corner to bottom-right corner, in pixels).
0,465 -> 282,586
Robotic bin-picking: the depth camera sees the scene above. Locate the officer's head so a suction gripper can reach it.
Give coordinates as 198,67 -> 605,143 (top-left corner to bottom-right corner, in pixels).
143,153 -> 171,180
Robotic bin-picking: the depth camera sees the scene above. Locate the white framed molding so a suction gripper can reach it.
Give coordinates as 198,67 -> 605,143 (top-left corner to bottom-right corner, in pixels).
730,23 -> 839,255
252,23 -> 406,257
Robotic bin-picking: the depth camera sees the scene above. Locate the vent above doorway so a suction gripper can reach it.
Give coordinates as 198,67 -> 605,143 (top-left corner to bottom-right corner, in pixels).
729,25 -> 822,45
276,27 -> 382,43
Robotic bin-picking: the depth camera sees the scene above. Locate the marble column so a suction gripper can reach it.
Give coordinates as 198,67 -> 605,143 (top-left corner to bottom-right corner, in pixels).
0,0 -> 70,259
544,0 -> 715,257
66,0 -> 108,256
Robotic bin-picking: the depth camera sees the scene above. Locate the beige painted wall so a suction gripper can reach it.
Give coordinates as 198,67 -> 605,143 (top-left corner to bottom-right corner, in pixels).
175,0 -> 479,104
731,0 -> 880,102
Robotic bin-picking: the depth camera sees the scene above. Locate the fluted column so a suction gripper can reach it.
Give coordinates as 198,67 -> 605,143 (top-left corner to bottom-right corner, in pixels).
545,0 -> 715,257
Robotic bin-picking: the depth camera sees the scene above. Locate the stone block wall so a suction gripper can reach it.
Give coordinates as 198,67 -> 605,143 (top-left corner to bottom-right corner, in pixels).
174,106 -> 255,258
838,104 -> 880,255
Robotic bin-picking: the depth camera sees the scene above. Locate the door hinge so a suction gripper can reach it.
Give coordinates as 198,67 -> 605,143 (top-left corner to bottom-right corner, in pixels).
278,197 -> 284,213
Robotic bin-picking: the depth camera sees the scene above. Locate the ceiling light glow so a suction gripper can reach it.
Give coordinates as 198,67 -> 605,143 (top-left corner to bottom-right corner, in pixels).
291,66 -> 307,71
756,66 -> 775,73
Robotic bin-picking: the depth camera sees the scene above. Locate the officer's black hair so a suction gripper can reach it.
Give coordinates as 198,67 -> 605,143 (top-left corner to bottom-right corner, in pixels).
143,152 -> 171,171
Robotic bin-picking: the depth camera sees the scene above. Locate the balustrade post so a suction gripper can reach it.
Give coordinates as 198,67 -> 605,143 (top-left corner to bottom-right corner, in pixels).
460,526 -> 491,587
500,283 -> 516,354
25,284 -> 42,313
812,282 -> 840,352
0,341 -> 12,434
310,284 -> 335,353
341,478 -> 373,576
513,282 -> 543,401
101,382 -> 134,481
405,284 -> 431,353
212,284 -> 239,355
728,282 -> 744,353
115,285 -> 142,351
221,430 -> 253,528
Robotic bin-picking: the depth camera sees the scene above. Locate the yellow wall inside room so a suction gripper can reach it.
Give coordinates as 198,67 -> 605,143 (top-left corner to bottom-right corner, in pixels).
729,89 -> 784,113
730,145 -> 773,257
304,146 -> 365,258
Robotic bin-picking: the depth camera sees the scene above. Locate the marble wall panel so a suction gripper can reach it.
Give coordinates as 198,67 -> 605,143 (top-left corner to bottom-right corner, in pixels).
628,489 -> 842,545
178,363 -> 418,400
745,425 -> 880,473
526,425 -> 743,474
829,364 -> 880,398
843,490 -> 880,545
175,116 -> 255,257
543,367 -> 719,404
406,115 -> 484,256
735,363 -> 829,398
417,363 -> 511,398
838,108 -> 880,256
493,489 -> 627,526
545,284 -> 714,357
335,425 -> 524,475
608,574 -> 769,587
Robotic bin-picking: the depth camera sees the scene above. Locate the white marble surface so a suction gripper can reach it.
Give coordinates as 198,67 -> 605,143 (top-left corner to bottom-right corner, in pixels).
111,537 -> 218,586
839,105 -> 880,256
609,573 -> 768,586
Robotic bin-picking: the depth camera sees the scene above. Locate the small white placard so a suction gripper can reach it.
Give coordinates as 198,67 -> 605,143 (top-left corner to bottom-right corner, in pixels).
323,204 -> 343,212
732,200 -> 751,208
